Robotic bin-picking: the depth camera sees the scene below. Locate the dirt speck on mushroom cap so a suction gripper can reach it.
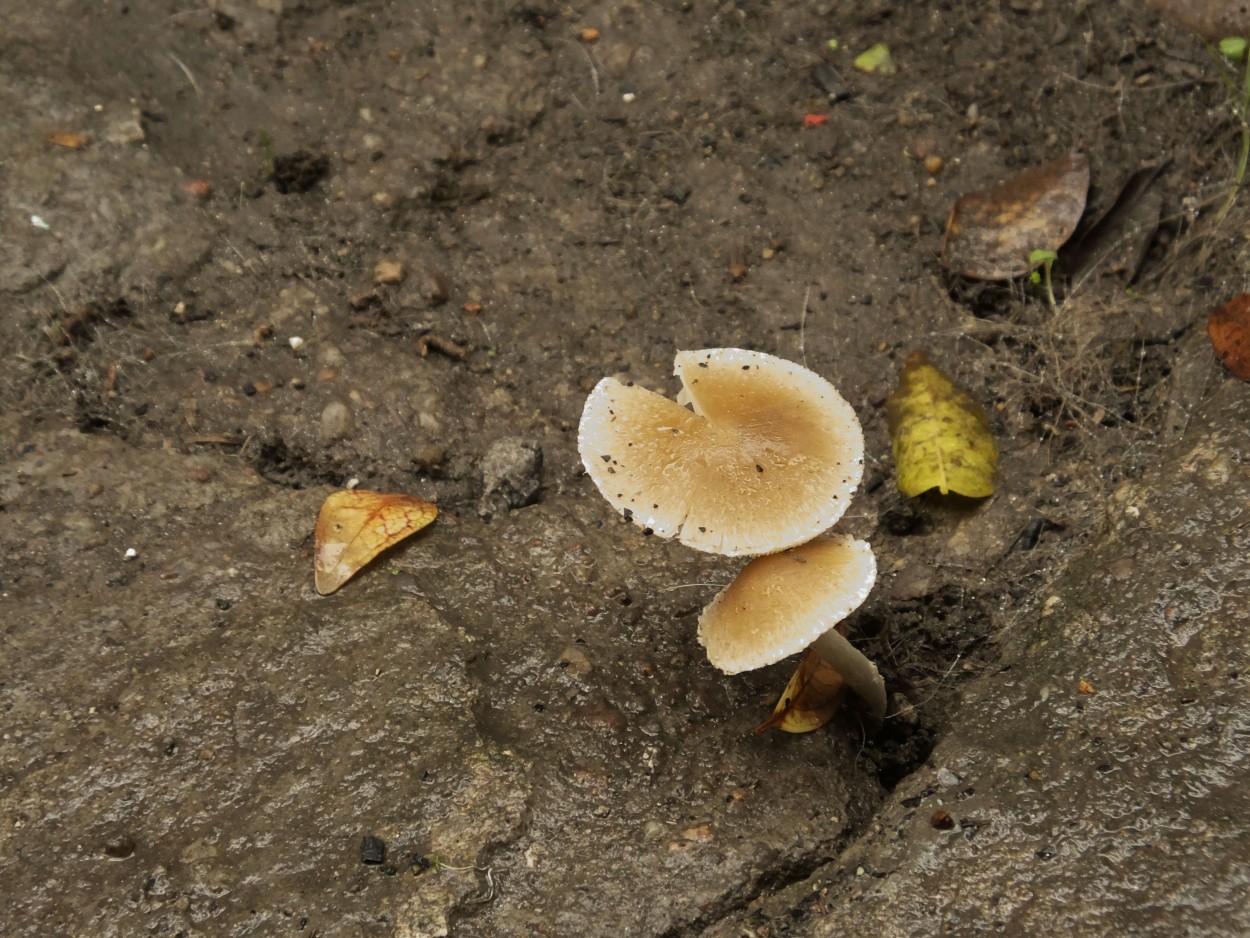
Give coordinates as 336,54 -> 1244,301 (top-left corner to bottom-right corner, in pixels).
577,349 -> 864,556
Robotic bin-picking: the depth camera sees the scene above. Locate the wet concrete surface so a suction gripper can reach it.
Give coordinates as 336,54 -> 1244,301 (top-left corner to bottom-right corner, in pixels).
707,380 -> 1250,937
6,381 -> 1250,935
4,0 -> 1250,934
0,426 -> 883,936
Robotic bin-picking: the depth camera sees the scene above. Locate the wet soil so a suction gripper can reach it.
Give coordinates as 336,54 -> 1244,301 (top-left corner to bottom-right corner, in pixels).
2,1 -> 1247,935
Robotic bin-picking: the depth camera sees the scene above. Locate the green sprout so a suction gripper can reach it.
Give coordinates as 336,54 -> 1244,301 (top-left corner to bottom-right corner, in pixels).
1029,248 -> 1058,308
1209,36 -> 1250,218
257,129 -> 275,180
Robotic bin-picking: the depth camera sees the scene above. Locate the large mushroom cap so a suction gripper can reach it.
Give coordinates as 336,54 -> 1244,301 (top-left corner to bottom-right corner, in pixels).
577,348 -> 864,556
697,535 -> 877,674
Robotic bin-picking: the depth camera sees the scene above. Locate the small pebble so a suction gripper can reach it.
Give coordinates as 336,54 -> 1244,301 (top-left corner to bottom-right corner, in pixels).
410,443 -> 446,473
320,400 -> 354,442
558,645 -> 593,678
373,259 -> 405,285
124,547 -> 138,560
288,336 -> 305,350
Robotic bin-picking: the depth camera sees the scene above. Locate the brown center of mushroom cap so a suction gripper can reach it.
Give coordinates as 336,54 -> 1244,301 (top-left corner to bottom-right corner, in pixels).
578,348 -> 864,556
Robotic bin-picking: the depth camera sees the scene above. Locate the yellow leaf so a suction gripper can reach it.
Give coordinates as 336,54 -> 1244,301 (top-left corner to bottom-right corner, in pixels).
314,490 -> 438,595
755,649 -> 846,734
886,352 -> 998,498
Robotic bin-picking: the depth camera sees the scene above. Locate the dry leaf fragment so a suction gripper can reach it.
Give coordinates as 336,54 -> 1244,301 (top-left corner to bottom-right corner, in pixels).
887,352 -> 998,498
1147,0 -> 1250,40
755,648 -> 847,734
47,131 -> 92,149
1064,163 -> 1165,287
314,490 -> 438,595
941,152 -> 1090,280
1208,294 -> 1250,382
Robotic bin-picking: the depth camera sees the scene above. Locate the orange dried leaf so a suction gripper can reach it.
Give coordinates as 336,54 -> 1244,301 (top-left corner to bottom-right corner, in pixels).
313,490 -> 437,595
47,131 -> 92,149
755,649 -> 846,734
1208,294 -> 1250,382
941,152 -> 1089,280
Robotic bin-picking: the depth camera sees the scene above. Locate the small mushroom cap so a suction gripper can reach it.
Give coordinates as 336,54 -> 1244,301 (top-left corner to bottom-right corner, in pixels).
697,535 -> 877,674
577,348 -> 864,556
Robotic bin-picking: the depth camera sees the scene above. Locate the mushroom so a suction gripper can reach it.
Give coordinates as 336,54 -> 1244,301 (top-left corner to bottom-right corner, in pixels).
577,348 -> 864,556
697,534 -> 885,720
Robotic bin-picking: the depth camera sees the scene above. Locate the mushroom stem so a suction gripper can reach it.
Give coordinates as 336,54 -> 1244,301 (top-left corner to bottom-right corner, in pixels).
809,629 -> 887,722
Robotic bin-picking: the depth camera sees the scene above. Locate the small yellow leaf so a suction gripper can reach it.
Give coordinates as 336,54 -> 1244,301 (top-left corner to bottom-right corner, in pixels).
314,490 -> 438,595
886,352 -> 998,498
755,649 -> 846,734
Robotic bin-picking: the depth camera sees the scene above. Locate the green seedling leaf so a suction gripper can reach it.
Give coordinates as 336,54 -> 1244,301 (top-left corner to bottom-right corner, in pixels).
853,43 -> 896,74
887,352 -> 998,498
1220,35 -> 1248,58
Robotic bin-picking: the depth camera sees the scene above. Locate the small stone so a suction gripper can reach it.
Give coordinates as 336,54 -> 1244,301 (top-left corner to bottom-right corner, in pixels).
320,400 -> 354,442
923,154 -> 943,176
558,645 -> 593,678
416,269 -> 450,306
373,259 -> 405,285
478,439 -> 543,518
410,443 -> 446,473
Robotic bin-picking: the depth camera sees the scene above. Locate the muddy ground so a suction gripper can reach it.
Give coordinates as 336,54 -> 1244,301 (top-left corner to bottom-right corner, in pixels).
3,1 -> 1249,935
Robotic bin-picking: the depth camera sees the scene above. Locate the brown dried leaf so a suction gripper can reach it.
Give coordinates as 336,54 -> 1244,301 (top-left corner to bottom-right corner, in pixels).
941,152 -> 1090,280
1208,293 -> 1250,382
314,490 -> 438,595
755,649 -> 846,734
1064,163 -> 1166,287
